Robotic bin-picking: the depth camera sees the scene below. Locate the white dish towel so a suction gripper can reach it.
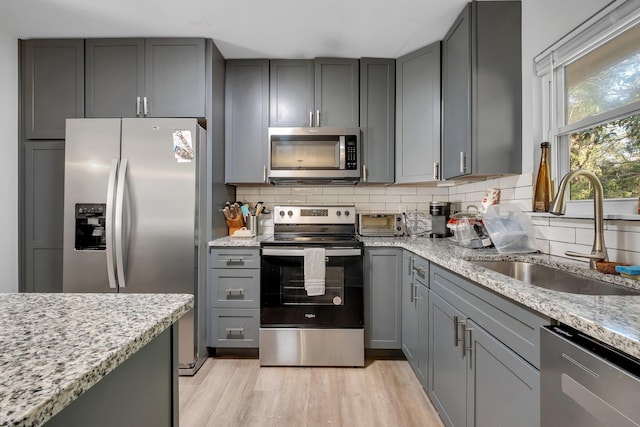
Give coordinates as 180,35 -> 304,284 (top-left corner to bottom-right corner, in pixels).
304,247 -> 326,296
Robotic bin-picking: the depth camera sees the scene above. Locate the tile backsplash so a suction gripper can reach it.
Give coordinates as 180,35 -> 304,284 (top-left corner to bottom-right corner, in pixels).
235,172 -> 640,265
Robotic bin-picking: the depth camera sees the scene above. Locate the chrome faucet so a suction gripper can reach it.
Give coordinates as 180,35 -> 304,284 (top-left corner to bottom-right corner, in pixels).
549,169 -> 608,269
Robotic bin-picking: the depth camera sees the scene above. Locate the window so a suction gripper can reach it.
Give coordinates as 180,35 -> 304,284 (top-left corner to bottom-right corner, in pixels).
535,0 -> 640,215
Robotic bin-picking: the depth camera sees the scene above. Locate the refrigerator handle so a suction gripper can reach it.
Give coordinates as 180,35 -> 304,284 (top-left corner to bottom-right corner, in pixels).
105,159 -> 119,289
115,157 -> 129,288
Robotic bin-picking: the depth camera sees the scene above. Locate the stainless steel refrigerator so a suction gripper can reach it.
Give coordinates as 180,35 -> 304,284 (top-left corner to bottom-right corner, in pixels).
63,118 -> 207,375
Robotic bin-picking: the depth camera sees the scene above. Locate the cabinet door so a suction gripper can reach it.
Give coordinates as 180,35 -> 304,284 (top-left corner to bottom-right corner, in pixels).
225,59 -> 269,184
416,282 -> 429,388
144,39 -> 206,118
360,58 -> 395,183
21,39 -> 84,139
315,58 -> 359,127
442,5 -> 471,180
22,140 -> 65,292
466,320 -> 539,427
269,59 -> 314,127
364,248 -> 402,349
85,39 -> 144,118
395,42 -> 441,183
429,291 -> 467,427
401,252 -> 418,365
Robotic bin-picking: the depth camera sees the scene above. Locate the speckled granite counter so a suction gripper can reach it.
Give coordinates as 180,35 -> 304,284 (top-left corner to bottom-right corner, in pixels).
0,293 -> 193,427
209,235 -> 640,359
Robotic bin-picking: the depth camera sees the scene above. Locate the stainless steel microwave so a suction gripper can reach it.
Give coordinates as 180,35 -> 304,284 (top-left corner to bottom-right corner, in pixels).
267,127 -> 361,185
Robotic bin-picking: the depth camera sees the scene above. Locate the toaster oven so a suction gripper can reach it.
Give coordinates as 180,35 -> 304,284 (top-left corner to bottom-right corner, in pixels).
358,214 -> 404,237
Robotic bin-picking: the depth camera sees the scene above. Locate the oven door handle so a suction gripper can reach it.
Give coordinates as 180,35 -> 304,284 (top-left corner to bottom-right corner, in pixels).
262,248 -> 362,257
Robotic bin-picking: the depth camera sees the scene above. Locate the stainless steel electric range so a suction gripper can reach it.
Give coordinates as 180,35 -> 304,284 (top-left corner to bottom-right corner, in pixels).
260,205 -> 364,367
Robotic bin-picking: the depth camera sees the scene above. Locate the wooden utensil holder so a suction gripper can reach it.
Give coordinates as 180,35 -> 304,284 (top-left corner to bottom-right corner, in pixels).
226,216 -> 245,236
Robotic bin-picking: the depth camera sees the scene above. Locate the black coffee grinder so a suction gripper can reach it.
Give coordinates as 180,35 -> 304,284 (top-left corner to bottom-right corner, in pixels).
430,201 -> 451,238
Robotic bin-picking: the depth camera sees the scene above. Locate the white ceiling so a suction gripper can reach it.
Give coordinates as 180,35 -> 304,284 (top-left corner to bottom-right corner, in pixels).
0,0 -> 469,59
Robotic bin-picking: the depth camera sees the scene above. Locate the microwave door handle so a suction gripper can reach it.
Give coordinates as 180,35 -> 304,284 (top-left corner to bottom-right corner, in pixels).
339,136 -> 346,169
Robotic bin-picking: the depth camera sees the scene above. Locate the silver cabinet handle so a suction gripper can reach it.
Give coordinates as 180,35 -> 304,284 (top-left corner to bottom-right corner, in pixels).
136,97 -> 141,116
225,327 -> 244,336
105,159 -> 119,289
225,288 -> 244,296
414,266 -> 426,278
362,164 -> 368,182
309,111 -> 314,127
410,281 -> 415,303
263,165 -> 267,183
433,161 -> 439,180
454,315 -> 460,347
143,96 -> 149,116
460,151 -> 466,174
316,109 -> 321,127
226,258 -> 245,265
465,325 -> 473,368
408,256 -> 414,275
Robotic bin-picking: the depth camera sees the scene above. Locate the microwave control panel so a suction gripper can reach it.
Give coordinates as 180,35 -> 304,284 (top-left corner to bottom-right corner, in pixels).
346,136 -> 358,170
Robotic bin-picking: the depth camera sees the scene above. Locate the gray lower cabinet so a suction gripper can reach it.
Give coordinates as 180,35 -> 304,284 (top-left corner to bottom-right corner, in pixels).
85,38 -> 206,118
441,1 -> 521,180
360,58 -> 395,184
364,248 -> 402,349
208,248 -> 260,348
225,59 -> 270,184
21,141 -> 65,293
21,39 -> 84,140
395,42 -> 441,183
428,264 -> 546,427
269,58 -> 359,128
401,252 -> 429,387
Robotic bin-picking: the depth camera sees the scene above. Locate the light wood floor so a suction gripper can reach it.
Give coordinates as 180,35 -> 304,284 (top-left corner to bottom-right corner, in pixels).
179,357 -> 445,427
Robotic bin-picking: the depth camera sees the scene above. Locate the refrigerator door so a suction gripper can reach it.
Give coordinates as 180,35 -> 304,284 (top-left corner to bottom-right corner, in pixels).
63,119 -> 121,293
119,118 -> 202,368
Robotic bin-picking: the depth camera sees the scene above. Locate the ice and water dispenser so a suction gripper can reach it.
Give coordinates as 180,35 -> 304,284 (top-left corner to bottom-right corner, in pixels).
74,203 -> 106,250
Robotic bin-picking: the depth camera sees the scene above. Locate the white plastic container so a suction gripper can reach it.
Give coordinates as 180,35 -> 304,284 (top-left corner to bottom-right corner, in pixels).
482,204 -> 538,253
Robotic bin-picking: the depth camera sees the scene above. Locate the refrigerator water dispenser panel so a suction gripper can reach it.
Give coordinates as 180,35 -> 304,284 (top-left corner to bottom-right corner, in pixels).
74,203 -> 106,250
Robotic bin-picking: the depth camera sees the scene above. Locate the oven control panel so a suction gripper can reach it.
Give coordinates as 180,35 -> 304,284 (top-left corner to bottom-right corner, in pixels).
274,206 -> 356,224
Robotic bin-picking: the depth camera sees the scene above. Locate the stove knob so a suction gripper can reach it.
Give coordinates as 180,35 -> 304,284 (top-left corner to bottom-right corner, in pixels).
287,210 -> 293,217
279,210 -> 285,217
336,211 -> 342,217
344,210 -> 350,217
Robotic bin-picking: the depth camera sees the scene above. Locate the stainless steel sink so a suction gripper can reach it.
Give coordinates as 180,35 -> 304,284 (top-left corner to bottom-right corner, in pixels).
470,260 -> 640,295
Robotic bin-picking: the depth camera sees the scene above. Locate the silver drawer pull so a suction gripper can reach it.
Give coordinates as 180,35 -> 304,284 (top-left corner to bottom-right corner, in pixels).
225,327 -> 244,334
414,266 -> 426,276
226,288 -> 244,296
226,258 -> 244,265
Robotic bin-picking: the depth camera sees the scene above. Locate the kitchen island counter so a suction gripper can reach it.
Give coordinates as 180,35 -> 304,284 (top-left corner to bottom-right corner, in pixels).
0,293 -> 193,427
209,235 -> 640,360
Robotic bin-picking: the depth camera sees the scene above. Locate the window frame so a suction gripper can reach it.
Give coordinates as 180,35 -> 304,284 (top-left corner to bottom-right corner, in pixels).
535,0 -> 640,217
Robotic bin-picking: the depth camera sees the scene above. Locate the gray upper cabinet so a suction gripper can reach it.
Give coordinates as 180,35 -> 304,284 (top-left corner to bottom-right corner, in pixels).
225,59 -> 270,184
269,60 -> 314,127
360,58 -> 395,183
22,39 -> 84,140
364,248 -> 402,350
441,1 -> 522,180
269,58 -> 358,127
314,58 -> 359,127
85,38 -> 206,118
395,42 -> 441,183
85,39 -> 144,117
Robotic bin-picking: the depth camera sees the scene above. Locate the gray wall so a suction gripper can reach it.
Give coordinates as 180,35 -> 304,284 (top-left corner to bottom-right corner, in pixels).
0,33 -> 18,293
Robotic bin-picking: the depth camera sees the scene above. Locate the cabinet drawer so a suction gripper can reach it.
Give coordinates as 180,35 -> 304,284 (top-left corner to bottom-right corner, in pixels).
209,248 -> 260,269
209,269 -> 260,309
412,256 -> 429,286
430,265 -> 548,368
208,308 -> 259,348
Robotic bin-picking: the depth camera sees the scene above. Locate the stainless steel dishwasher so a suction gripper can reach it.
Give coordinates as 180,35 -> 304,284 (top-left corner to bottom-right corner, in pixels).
541,325 -> 640,427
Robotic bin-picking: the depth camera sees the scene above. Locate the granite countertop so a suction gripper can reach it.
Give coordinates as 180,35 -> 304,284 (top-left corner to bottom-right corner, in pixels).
209,235 -> 640,359
0,293 -> 193,427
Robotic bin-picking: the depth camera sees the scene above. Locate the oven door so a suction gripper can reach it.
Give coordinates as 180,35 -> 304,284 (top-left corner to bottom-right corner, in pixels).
260,246 -> 364,328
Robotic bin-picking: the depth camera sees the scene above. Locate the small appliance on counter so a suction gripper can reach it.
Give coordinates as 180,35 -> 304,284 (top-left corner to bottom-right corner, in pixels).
429,202 -> 452,238
447,210 -> 492,249
358,213 -> 404,237
405,210 -> 429,237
